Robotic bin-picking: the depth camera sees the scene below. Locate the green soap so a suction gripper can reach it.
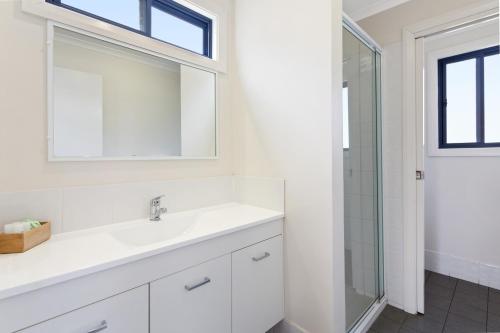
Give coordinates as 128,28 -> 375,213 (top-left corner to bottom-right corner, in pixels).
24,219 -> 41,229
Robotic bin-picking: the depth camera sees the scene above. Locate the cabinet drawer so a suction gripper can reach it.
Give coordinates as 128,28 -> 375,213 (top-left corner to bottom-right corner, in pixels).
232,235 -> 284,333
19,285 -> 148,333
150,255 -> 231,333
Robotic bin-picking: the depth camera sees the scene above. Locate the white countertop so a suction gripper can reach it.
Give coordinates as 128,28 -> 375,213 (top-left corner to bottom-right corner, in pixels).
0,203 -> 283,300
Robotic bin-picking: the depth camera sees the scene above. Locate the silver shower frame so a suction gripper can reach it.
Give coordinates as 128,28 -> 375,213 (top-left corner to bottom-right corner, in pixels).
342,14 -> 382,53
342,12 -> 386,333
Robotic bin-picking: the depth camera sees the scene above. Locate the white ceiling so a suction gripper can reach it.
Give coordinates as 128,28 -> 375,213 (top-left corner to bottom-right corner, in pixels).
343,0 -> 411,21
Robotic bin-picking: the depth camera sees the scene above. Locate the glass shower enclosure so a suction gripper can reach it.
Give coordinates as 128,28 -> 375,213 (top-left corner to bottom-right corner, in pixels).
342,17 -> 384,332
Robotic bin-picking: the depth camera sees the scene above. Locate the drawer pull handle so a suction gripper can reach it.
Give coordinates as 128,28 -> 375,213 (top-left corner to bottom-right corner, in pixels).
185,277 -> 211,291
252,252 -> 270,262
87,320 -> 108,333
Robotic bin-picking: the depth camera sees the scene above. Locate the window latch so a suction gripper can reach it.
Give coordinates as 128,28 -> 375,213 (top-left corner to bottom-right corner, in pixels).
416,170 -> 424,180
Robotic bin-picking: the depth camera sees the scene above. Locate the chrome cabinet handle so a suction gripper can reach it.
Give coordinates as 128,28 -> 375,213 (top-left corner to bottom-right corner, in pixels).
185,277 -> 211,291
87,321 -> 108,333
252,252 -> 270,262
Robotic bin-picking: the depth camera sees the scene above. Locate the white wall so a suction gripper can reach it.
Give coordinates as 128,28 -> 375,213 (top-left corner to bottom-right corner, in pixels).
425,158 -> 500,283
424,20 -> 500,287
232,0 -> 344,332
358,0 -> 500,307
0,176 -> 284,234
0,0 -> 233,192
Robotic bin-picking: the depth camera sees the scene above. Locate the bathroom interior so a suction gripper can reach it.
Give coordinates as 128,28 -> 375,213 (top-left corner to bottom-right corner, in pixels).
0,0 -> 498,332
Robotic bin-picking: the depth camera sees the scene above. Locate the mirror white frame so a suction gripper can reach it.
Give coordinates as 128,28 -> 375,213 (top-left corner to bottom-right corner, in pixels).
47,21 -> 218,161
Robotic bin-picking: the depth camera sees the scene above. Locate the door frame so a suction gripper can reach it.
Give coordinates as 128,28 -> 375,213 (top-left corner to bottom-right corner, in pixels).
401,0 -> 499,315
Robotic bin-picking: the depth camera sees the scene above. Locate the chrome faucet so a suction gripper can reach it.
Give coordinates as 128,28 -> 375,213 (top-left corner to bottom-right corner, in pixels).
150,195 -> 167,221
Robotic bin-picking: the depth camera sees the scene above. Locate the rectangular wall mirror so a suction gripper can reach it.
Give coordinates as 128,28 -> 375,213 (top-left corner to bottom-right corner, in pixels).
48,25 -> 217,161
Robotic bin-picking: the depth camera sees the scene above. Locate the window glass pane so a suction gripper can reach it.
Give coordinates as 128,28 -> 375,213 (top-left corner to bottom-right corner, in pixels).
61,0 -> 141,30
343,86 -> 350,149
445,59 -> 477,143
484,54 -> 500,143
151,7 -> 204,54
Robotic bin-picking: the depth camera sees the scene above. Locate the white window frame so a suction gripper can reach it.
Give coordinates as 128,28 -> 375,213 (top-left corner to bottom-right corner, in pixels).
21,0 -> 227,73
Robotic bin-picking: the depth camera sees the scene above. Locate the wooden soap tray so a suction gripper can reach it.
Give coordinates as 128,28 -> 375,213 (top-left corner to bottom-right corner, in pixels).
0,222 -> 51,254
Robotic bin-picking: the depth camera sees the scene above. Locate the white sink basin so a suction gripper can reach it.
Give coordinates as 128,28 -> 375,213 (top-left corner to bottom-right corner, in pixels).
110,213 -> 198,246
0,203 -> 285,301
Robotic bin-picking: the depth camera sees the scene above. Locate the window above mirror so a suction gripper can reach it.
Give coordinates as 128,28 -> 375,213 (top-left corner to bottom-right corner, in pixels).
46,0 -> 212,57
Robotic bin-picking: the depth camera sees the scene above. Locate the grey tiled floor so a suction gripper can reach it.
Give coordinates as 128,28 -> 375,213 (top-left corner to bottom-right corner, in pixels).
368,271 -> 500,333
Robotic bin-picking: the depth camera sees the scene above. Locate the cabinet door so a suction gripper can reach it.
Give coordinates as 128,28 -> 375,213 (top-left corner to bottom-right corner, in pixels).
20,285 -> 148,333
232,235 -> 284,333
150,255 -> 231,333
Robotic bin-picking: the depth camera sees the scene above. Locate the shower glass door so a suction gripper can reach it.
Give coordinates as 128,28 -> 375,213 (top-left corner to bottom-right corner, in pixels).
343,23 -> 384,332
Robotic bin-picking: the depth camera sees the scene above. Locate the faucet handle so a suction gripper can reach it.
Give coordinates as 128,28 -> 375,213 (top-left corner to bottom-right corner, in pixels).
151,195 -> 165,205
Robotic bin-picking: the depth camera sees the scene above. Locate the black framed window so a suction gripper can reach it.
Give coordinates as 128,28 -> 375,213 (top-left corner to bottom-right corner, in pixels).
46,0 -> 212,58
438,45 -> 500,148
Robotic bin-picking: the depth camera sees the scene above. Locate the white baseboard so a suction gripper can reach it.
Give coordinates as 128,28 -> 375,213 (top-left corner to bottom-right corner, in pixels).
425,249 -> 500,289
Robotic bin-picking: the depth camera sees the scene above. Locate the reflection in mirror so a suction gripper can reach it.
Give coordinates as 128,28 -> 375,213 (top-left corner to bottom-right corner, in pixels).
51,27 -> 216,160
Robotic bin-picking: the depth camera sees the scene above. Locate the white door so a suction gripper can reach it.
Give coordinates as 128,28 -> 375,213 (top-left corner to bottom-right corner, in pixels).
232,235 -> 284,333
150,255 -> 231,333
20,285 -> 148,333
